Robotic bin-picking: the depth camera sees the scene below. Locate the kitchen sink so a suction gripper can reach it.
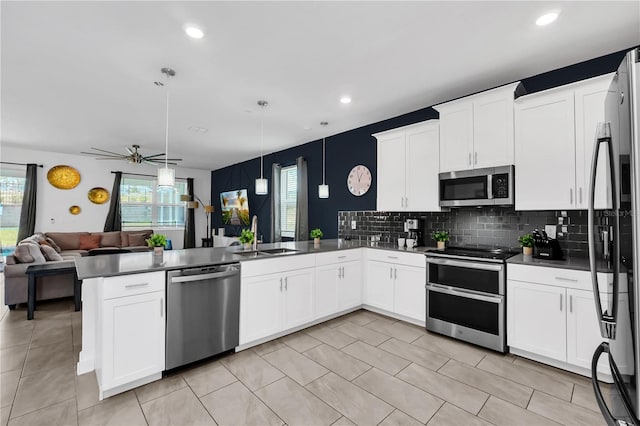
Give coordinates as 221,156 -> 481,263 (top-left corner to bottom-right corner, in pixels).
233,248 -> 299,258
258,248 -> 299,255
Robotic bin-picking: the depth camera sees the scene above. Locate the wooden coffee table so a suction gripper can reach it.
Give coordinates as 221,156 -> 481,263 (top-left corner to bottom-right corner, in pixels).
25,262 -> 81,320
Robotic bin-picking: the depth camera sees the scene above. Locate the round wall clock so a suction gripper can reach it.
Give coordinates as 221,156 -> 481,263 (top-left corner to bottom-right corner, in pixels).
347,165 -> 372,196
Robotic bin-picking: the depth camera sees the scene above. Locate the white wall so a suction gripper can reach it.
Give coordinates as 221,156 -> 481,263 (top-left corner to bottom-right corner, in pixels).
0,146 -> 211,249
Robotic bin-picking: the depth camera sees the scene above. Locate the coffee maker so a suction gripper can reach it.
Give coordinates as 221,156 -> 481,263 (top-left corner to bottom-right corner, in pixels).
405,218 -> 424,247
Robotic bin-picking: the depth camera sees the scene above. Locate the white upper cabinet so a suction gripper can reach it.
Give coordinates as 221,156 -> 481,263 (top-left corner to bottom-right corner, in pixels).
434,82 -> 523,173
515,73 -> 614,210
374,120 -> 440,212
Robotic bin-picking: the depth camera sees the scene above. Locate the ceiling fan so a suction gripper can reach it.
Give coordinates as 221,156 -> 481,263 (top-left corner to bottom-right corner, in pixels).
80,145 -> 182,165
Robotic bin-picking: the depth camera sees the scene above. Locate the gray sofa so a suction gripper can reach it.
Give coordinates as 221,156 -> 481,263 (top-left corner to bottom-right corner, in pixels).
4,230 -> 153,309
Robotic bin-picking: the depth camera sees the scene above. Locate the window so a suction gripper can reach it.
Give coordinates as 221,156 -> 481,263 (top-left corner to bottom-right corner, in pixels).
120,176 -> 187,229
280,165 -> 298,238
0,170 -> 26,254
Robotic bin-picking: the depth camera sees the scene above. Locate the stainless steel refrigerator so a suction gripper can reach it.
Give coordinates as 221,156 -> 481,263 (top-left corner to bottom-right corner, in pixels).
590,47 -> 640,425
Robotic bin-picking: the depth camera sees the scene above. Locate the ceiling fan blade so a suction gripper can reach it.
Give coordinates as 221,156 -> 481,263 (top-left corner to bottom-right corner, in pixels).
88,147 -> 125,156
143,153 -> 167,158
81,152 -> 127,158
161,158 -> 183,161
126,146 -> 134,155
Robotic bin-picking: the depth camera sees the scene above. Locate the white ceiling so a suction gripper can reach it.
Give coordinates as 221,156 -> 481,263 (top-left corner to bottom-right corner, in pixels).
2,1 -> 639,171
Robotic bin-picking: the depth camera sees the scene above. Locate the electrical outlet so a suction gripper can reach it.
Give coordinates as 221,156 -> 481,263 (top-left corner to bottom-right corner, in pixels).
351,220 -> 357,230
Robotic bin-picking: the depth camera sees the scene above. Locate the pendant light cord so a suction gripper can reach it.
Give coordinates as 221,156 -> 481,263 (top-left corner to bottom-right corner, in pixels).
165,89 -> 170,169
322,137 -> 326,185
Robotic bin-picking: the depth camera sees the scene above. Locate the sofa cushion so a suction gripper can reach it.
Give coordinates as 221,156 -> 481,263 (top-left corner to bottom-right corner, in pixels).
14,244 -> 46,264
40,245 -> 64,261
46,237 -> 62,252
60,250 -> 87,258
79,234 -> 101,250
98,231 -> 121,248
46,232 -> 90,251
128,233 -> 148,247
121,230 -> 153,247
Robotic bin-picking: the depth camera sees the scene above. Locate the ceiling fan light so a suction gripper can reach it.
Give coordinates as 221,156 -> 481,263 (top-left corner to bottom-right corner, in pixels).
255,178 -> 268,195
157,167 -> 175,187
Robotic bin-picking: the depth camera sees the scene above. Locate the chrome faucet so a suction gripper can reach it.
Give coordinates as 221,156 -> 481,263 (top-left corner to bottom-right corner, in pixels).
251,215 -> 258,251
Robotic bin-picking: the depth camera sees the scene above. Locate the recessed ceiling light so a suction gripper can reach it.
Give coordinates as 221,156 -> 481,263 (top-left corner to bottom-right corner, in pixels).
184,25 -> 204,39
536,12 -> 559,26
303,126 -> 312,131
188,126 -> 208,133
340,96 -> 352,104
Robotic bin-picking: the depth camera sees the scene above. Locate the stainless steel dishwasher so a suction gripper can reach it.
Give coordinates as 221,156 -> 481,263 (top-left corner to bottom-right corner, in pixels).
166,264 -> 240,370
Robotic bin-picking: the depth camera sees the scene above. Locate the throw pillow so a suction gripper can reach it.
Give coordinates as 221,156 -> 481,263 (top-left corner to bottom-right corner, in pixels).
40,245 -> 64,261
100,231 -> 121,248
14,244 -> 46,264
45,237 -> 62,252
128,233 -> 148,247
79,234 -> 101,250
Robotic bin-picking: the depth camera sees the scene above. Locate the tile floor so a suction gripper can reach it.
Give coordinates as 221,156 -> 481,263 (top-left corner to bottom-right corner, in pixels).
0,297 -> 609,425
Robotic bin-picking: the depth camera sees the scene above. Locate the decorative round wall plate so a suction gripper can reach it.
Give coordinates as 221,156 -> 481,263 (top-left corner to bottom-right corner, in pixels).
47,165 -> 81,189
87,187 -> 109,204
69,205 -> 81,215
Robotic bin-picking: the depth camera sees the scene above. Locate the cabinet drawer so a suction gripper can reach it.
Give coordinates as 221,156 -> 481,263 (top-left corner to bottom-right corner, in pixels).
366,248 -> 425,268
102,271 -> 165,300
241,254 -> 316,277
315,249 -> 362,266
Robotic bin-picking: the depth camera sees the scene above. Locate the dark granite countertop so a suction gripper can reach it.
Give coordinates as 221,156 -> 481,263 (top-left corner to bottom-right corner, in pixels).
507,253 -> 616,273
75,239 -> 430,280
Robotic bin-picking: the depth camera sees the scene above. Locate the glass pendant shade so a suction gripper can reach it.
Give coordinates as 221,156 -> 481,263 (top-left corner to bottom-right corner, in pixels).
157,167 -> 175,187
318,184 -> 329,198
255,178 -> 268,195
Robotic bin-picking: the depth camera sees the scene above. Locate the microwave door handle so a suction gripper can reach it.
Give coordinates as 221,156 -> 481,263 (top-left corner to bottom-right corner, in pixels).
487,174 -> 493,199
588,122 -> 619,339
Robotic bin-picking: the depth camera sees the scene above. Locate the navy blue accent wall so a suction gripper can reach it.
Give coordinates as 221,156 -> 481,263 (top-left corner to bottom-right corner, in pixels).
211,49 -> 629,242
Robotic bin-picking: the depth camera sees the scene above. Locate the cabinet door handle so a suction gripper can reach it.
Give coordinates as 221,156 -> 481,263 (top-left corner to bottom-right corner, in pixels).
341,267 -> 345,279
570,188 -> 574,204
394,268 -> 397,280
474,152 -> 478,165
560,294 -> 563,311
570,295 -> 573,313
468,152 -> 472,166
280,278 -> 283,292
338,255 -> 347,259
405,197 -> 408,208
579,187 -> 583,204
285,277 -> 288,291
160,298 -> 164,317
390,267 -> 393,279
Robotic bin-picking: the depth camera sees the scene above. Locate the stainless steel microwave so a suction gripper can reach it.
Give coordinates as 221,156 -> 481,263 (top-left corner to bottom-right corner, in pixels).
439,165 -> 514,207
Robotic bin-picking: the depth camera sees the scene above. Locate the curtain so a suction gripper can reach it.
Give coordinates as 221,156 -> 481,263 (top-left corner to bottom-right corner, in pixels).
16,164 -> 38,242
103,171 -> 122,232
184,178 -> 196,248
270,163 -> 282,242
294,156 -> 309,241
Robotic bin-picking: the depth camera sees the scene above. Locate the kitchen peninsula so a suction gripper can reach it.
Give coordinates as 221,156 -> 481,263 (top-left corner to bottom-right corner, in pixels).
74,240 -> 429,399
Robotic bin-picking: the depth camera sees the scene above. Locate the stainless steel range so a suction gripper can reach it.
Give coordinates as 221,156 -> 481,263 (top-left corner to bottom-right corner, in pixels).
425,247 -> 517,353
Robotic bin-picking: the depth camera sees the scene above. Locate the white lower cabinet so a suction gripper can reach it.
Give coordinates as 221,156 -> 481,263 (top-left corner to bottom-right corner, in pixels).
339,261 -> 363,310
240,266 -> 315,344
365,251 -> 426,324
98,271 -> 165,399
507,264 -> 620,378
315,260 -> 362,318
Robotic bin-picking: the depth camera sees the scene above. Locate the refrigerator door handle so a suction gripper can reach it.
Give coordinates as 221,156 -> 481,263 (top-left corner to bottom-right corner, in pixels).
588,122 -> 619,339
591,342 -> 639,426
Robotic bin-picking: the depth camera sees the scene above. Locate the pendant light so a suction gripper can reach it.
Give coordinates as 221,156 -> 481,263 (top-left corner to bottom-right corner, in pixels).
318,121 -> 329,198
255,100 -> 269,195
157,67 -> 175,187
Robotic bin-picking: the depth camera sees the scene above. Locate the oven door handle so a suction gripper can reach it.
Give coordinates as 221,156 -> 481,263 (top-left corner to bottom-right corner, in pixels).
427,284 -> 503,304
426,257 -> 503,271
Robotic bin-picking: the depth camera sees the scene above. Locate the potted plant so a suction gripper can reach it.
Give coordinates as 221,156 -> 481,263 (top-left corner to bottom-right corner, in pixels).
146,234 -> 168,256
239,229 -> 255,250
518,233 -> 534,256
431,230 -> 449,250
310,228 -> 323,247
